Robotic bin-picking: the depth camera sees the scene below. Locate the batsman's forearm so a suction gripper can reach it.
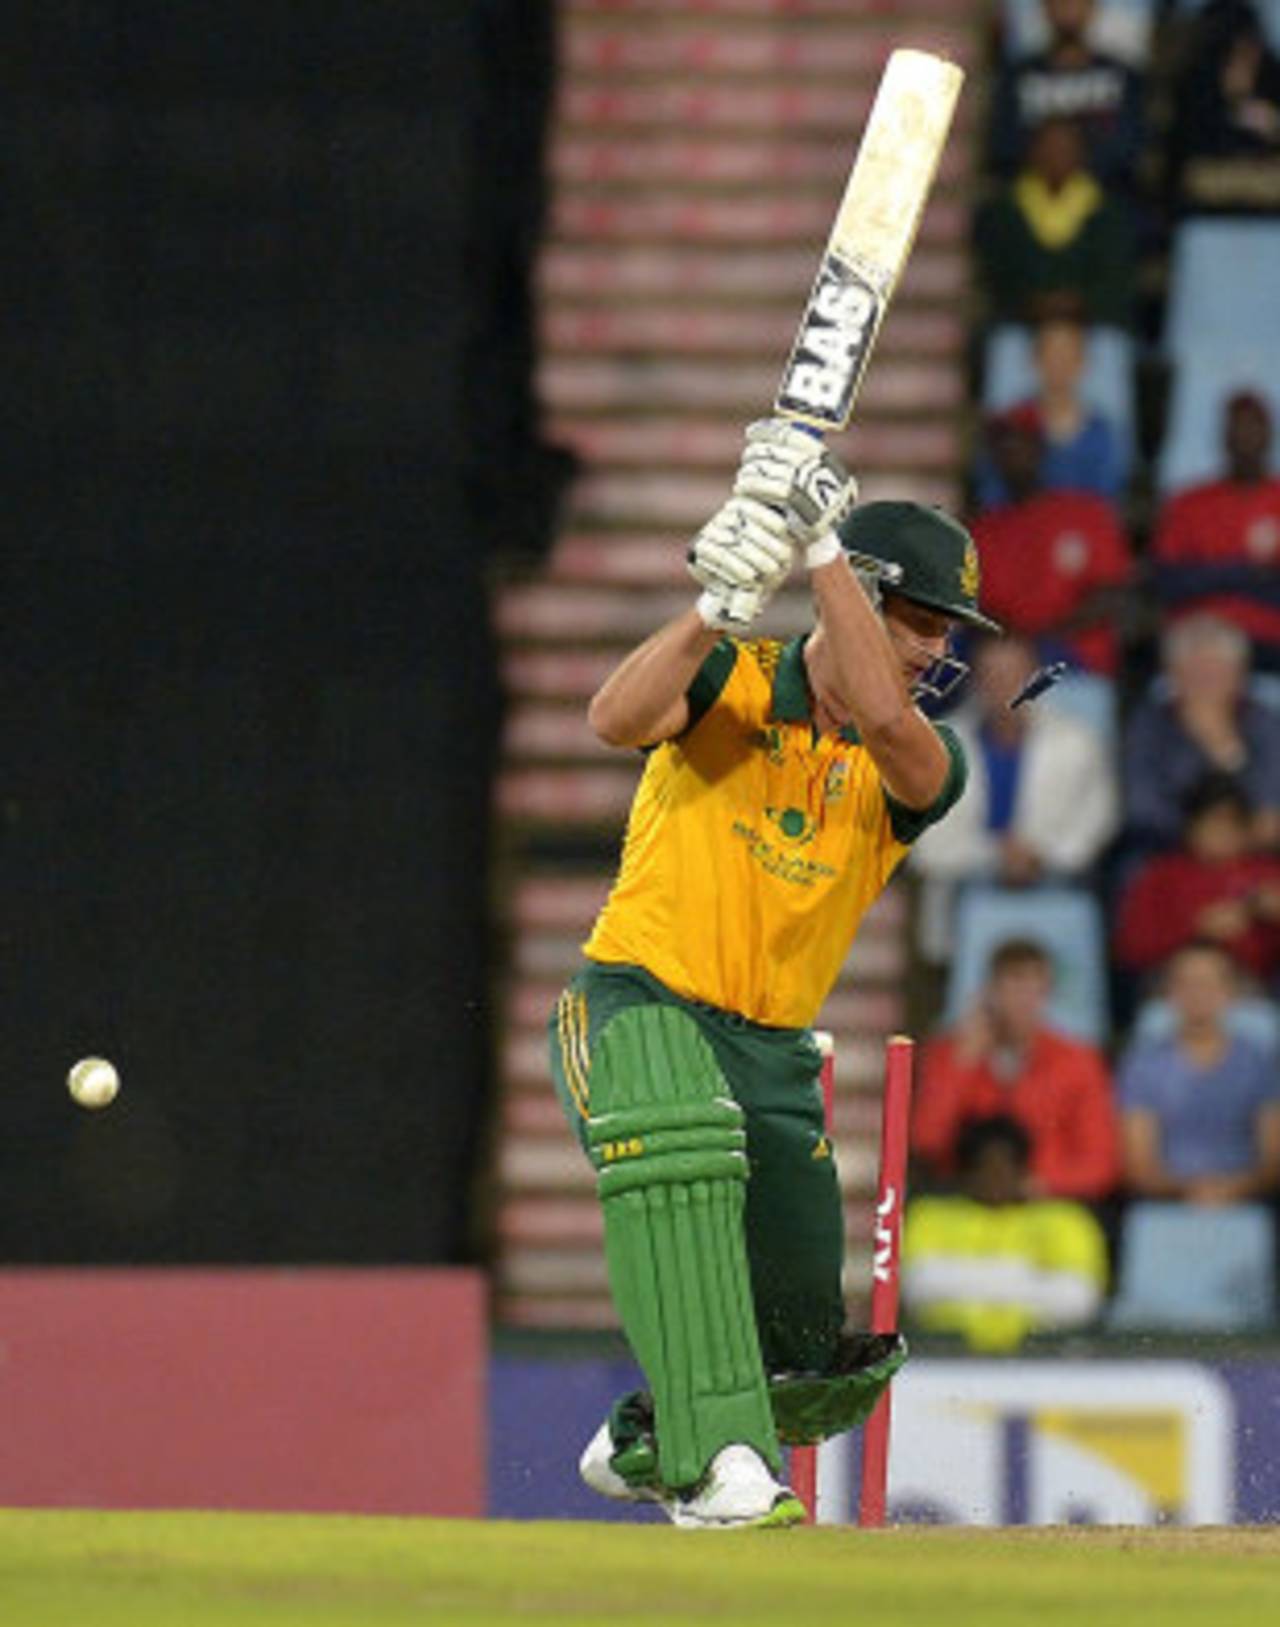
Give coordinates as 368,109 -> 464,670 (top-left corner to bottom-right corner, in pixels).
587,608 -> 721,748
810,555 -> 913,735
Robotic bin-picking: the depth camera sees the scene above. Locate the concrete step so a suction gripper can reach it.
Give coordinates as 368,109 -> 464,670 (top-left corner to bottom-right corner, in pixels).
540,243 -> 967,303
541,353 -> 964,420
545,415 -> 961,473
559,75 -> 973,138
543,302 -> 964,359
552,188 -> 965,247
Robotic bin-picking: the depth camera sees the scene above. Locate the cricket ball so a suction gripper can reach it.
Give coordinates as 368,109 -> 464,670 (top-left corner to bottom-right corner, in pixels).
68,1057 -> 120,1110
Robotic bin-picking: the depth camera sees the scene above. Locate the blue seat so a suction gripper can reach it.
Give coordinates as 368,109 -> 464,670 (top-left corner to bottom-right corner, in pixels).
1107,1202 -> 1277,1332
944,884 -> 1110,1044
983,324 -> 1135,479
1156,343 -> 1280,493
1000,0 -> 1157,62
1040,670 -> 1119,751
1165,220 -> 1280,356
1133,997 -> 1280,1056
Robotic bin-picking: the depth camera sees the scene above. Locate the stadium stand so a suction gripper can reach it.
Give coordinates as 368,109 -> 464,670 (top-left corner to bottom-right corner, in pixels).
490,0 -> 981,1330
1108,1201 -> 1277,1330
943,884 -> 1111,1043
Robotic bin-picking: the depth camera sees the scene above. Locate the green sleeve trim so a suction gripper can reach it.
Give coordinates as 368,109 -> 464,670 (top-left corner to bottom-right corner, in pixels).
884,722 -> 968,845
682,639 -> 739,735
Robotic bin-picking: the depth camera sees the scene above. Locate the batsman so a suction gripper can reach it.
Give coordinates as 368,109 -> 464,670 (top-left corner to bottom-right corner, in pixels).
548,421 -> 999,1527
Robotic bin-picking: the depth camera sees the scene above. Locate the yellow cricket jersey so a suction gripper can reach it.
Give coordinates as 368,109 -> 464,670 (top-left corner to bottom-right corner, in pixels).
584,635 -> 966,1028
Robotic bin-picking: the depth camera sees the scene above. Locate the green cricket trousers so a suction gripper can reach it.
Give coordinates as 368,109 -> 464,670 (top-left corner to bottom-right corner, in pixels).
548,960 -> 845,1375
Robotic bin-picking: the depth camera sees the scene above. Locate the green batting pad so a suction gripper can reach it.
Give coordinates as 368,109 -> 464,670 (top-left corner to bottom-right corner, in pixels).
588,1005 -> 780,1491
770,1332 -> 908,1446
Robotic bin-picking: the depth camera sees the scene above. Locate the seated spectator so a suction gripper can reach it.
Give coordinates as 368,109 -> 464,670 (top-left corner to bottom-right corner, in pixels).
1168,0 -> 1280,215
902,1114 -> 1109,1352
976,117 -> 1137,328
913,937 -> 1121,1201
988,0 -> 1146,189
911,633 -> 1118,958
1118,939 -> 1280,1203
973,316 -> 1126,509
1122,612 -> 1280,854
1151,390 -> 1280,670
1115,774 -> 1280,988
970,407 -> 1135,674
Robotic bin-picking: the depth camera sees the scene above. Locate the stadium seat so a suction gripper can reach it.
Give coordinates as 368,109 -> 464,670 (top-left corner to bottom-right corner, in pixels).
1107,1202 -> 1277,1331
982,324 -> 1135,479
1040,670 -> 1119,749
1164,219 -> 1280,356
944,884 -> 1110,1043
1132,997 -> 1280,1055
1156,343 -> 1280,493
1170,0 -> 1280,53
1252,672 -> 1280,712
1000,0 -> 1157,63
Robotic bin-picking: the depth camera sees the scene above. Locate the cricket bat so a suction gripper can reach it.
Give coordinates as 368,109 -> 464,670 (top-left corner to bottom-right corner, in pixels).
775,48 -> 963,435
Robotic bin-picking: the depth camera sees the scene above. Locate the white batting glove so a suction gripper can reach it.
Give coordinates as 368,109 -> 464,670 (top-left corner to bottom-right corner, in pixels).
688,494 -> 795,631
694,580 -> 776,633
733,418 -> 859,560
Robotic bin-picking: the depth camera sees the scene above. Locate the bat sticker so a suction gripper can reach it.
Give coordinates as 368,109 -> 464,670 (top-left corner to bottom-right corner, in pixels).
776,255 -> 885,430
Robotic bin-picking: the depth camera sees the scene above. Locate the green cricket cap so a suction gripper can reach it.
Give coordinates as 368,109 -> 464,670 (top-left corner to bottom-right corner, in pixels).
836,500 -> 1001,633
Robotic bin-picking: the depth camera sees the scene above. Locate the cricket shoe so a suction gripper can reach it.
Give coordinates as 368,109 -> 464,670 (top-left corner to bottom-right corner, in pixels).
667,1445 -> 806,1531
578,1416 -> 666,1506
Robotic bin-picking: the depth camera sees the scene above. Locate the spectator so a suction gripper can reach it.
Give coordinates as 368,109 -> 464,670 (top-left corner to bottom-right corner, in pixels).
1151,391 -> 1280,670
1115,774 -> 1280,988
973,317 -> 1126,509
976,118 -> 1137,328
910,633 -> 1118,957
902,1114 -> 1109,1352
1122,613 -> 1280,854
913,937 -> 1121,1201
988,0 -> 1146,189
1168,0 -> 1280,216
970,407 -> 1135,674
1118,939 -> 1280,1203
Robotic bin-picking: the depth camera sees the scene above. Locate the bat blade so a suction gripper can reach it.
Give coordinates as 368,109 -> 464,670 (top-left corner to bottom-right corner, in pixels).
775,48 -> 963,434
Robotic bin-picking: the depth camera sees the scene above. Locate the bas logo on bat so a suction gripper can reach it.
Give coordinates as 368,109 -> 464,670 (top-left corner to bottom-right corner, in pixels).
777,255 -> 884,429
771,48 -> 962,436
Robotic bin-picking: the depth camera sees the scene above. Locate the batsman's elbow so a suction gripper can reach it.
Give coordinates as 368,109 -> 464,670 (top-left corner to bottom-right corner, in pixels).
864,712 -> 949,809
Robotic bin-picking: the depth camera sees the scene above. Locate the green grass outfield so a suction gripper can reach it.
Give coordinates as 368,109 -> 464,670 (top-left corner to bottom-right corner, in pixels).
1,1511 -> 1277,1627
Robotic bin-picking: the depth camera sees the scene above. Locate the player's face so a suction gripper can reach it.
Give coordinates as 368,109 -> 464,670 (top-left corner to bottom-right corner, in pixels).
882,597 -> 955,687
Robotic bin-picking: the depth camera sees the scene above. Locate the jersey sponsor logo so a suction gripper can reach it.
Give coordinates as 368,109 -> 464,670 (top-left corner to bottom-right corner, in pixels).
731,818 -> 836,888
776,254 -> 883,430
1018,66 -> 1126,124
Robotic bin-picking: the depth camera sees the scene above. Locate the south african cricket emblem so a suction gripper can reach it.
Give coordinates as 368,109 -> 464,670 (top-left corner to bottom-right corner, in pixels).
960,539 -> 980,602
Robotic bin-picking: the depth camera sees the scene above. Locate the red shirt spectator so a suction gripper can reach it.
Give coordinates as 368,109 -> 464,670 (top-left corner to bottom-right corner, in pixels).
1152,392 -> 1280,660
971,409 -> 1133,674
913,938 -> 1121,1201
1152,480 -> 1280,647
973,489 -> 1133,674
1114,774 -> 1280,983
